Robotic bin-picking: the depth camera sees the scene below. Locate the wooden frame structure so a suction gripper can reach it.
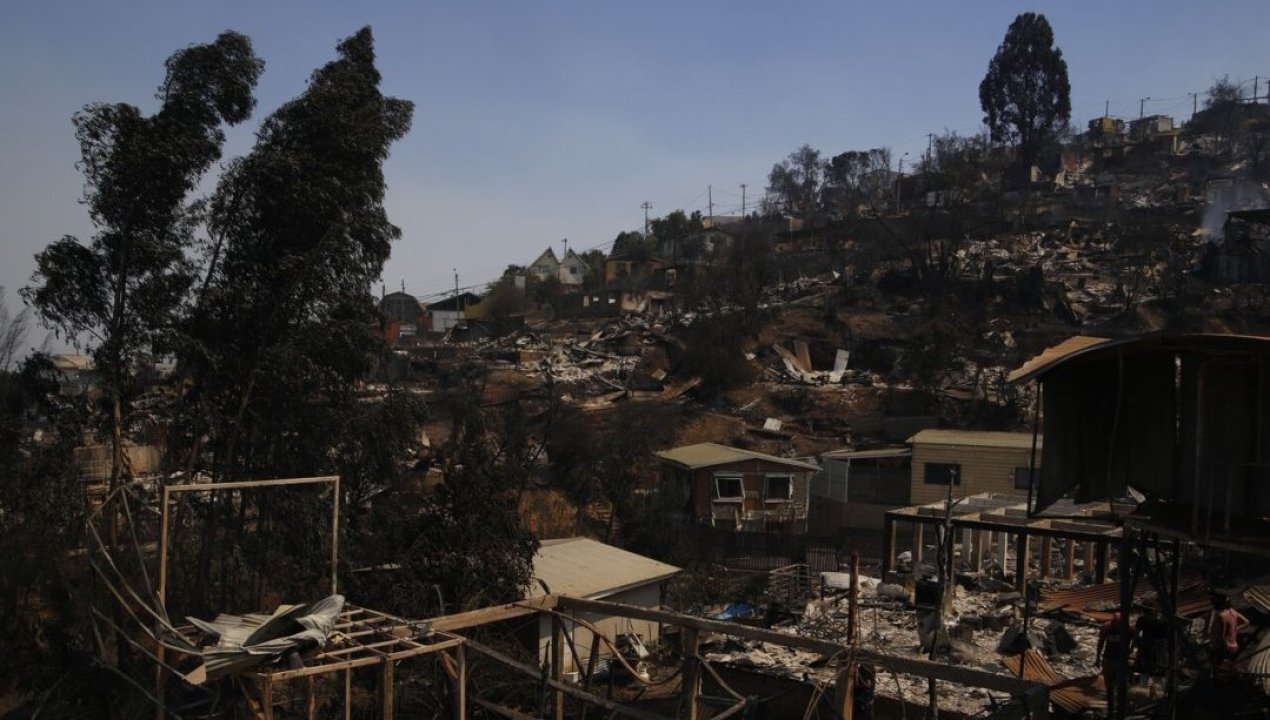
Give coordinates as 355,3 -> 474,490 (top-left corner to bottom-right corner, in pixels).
131,477 -> 1050,719
883,492 -> 1132,591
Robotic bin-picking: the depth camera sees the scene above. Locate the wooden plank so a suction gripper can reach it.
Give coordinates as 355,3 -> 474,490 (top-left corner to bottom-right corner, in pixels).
552,617 -> 565,720
681,628 -> 701,720
472,697 -> 542,720
463,638 -> 675,720
455,643 -> 468,720
428,597 -> 557,633
164,475 -> 340,493
555,598 -> 1039,695
382,660 -> 394,720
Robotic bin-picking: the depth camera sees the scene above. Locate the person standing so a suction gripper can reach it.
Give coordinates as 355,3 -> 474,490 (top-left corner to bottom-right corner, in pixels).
1210,594 -> 1249,674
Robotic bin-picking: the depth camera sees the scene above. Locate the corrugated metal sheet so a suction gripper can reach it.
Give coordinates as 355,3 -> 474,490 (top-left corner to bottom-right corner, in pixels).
907,429 -> 1040,450
820,447 -> 911,461
1039,576 -> 1208,619
1236,629 -> 1270,693
1002,649 -> 1103,714
655,443 -> 820,471
1007,335 -> 1112,384
527,538 -> 680,600
1245,584 -> 1270,614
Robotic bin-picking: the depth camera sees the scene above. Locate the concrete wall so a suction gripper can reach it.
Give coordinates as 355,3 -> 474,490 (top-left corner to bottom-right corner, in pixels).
909,442 -> 1039,505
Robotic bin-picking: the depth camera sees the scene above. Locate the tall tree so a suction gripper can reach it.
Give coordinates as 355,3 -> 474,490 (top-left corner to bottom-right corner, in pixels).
978,13 -> 1071,168
765,144 -> 824,214
167,28 -> 423,613
23,32 -> 263,498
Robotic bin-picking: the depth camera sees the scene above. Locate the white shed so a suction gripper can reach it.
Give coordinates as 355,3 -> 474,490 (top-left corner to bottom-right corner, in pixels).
528,538 -> 680,673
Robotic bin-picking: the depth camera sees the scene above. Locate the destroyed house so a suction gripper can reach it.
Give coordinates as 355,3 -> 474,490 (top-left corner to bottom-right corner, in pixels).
425,291 -> 482,333
526,538 -> 680,673
656,442 -> 819,533
907,429 -> 1040,506
1010,333 -> 1270,552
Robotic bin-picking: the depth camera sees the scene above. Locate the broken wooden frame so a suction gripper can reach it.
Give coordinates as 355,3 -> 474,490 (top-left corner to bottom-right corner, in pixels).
883,492 -> 1130,591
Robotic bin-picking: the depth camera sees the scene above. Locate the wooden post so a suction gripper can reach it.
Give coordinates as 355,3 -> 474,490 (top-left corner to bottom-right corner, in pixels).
681,628 -> 701,720
307,676 -> 317,720
848,551 -> 860,644
914,523 -> 925,567
883,517 -> 897,574
1083,542 -> 1095,579
973,530 -> 986,571
345,668 -> 352,720
1014,534 -> 1031,593
1064,540 -> 1076,580
455,643 -> 468,720
552,617 -> 566,720
835,662 -> 857,720
1039,536 -> 1052,579
382,660 -> 395,720
263,677 -> 275,720
1095,541 -> 1109,584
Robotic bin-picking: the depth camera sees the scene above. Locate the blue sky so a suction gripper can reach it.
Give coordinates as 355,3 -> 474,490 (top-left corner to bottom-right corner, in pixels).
2,1 -> 1267,342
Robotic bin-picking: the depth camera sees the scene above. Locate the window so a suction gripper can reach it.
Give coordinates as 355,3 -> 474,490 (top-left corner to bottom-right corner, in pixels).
1014,466 -> 1038,491
923,462 -> 961,485
764,474 -> 793,502
714,474 -> 743,501
569,265 -> 579,275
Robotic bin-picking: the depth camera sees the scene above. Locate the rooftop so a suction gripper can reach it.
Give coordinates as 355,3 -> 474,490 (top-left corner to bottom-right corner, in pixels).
655,442 -> 820,471
907,429 -> 1039,450
527,537 -> 681,600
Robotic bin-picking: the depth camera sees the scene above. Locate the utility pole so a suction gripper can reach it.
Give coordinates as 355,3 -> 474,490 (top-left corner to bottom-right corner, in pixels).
1190,93 -> 1198,120
708,185 -> 713,222
740,183 -> 747,216
641,201 -> 652,237
1139,96 -> 1150,120
453,268 -> 461,314
926,133 -> 934,172
1104,100 -> 1109,117
1255,77 -> 1260,105
562,238 -> 568,257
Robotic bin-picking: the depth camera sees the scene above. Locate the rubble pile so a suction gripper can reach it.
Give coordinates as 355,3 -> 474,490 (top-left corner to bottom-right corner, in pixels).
703,573 -> 1106,716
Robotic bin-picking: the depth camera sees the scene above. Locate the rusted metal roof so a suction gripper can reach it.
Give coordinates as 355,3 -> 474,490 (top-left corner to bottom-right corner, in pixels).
1009,333 -> 1270,384
1039,576 -> 1208,620
1007,335 -> 1111,383
655,443 -> 820,472
1002,649 -> 1103,714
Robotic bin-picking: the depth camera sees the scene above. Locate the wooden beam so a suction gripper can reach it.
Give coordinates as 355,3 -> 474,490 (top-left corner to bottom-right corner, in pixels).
455,643 -> 467,720
1040,536 -> 1052,579
555,598 -> 1040,695
552,616 -> 566,720
463,638 -> 675,720
382,660 -> 394,720
472,697 -> 542,720
681,628 -> 701,720
428,597 -> 557,633
835,662 -> 856,720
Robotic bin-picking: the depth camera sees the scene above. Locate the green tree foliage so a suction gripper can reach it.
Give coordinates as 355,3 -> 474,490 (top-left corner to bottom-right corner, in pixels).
765,144 -> 824,214
177,27 -> 413,480
23,32 -> 263,494
650,210 -> 704,252
978,12 -> 1071,168
0,351 -> 89,696
822,148 -> 892,215
348,389 -> 537,614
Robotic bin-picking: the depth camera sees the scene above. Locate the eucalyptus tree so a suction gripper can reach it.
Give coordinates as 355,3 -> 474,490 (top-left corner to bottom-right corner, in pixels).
24,32 -> 263,499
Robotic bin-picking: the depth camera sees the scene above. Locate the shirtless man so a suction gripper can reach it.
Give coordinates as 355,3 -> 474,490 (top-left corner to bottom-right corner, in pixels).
1210,594 -> 1250,674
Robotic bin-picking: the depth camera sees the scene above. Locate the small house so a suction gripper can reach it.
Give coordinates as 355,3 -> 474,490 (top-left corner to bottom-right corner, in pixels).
425,292 -> 482,333
526,538 -> 680,673
907,430 -> 1040,505
655,443 -> 819,533
811,447 -> 912,532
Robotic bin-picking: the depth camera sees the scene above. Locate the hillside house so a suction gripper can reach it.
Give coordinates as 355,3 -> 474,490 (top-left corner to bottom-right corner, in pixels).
810,447 -> 912,532
528,247 -> 589,288
656,443 -> 819,534
425,292 -> 482,333
525,538 -> 680,673
907,429 -> 1040,506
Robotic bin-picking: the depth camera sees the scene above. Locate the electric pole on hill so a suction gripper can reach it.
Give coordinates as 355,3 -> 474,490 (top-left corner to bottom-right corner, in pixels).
641,201 -> 652,236
708,184 -> 714,223
741,183 -> 747,216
